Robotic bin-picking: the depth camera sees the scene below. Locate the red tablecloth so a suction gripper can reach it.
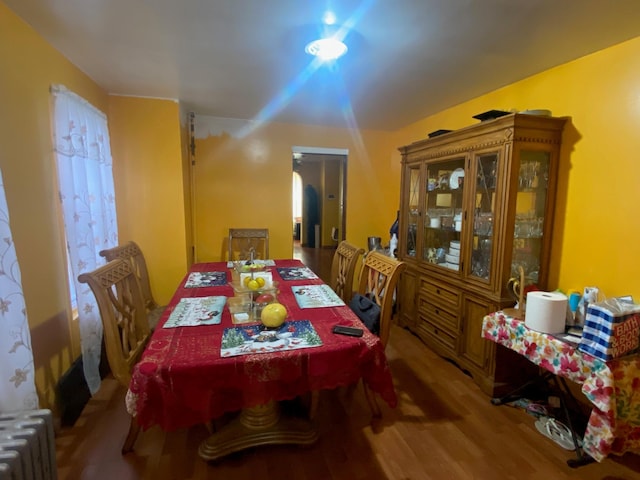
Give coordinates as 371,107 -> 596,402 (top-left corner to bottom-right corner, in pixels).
126,259 -> 397,431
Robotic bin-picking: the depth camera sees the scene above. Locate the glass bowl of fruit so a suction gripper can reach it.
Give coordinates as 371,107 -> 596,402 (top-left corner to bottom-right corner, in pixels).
231,273 -> 279,299
230,277 -> 279,323
230,261 -> 268,283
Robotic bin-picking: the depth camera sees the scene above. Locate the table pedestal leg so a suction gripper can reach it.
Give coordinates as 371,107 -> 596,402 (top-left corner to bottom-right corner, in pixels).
198,400 -> 319,461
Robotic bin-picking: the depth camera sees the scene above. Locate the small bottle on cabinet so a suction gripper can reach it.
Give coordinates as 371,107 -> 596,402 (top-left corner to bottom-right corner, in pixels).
389,233 -> 398,259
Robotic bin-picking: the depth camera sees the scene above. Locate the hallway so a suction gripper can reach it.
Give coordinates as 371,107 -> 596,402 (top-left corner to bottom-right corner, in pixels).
293,240 -> 335,284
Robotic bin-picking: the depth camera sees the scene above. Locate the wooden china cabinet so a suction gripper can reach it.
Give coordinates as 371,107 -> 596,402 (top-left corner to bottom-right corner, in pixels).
396,113 -> 567,396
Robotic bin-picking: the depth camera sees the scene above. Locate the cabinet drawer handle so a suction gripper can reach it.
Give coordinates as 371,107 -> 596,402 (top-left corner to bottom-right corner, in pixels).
435,309 -> 440,315
436,289 -> 440,294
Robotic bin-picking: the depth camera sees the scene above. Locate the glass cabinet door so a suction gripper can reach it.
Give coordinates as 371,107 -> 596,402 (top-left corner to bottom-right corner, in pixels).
422,157 -> 465,270
404,164 -> 420,258
511,151 -> 550,288
470,153 -> 499,281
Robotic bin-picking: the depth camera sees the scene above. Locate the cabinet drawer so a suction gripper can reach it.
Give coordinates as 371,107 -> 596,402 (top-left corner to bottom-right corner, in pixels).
420,279 -> 460,308
419,298 -> 459,334
417,317 -> 457,352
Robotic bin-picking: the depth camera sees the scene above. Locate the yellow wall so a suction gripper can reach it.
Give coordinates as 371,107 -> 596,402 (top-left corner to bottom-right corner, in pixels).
394,36 -> 640,300
3,0 -> 640,414
1,4 -> 190,412
0,3 -> 109,408
108,96 -> 189,305
192,117 -> 398,261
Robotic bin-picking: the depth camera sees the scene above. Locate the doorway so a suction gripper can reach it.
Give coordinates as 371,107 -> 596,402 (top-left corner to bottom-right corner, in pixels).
291,146 -> 347,250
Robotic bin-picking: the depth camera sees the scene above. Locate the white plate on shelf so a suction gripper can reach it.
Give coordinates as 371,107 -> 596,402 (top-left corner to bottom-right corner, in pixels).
449,168 -> 465,189
521,109 -> 552,116
445,253 -> 459,264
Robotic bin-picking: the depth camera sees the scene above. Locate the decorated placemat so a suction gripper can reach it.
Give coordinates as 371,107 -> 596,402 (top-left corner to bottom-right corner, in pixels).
226,259 -> 276,268
292,284 -> 345,308
220,320 -> 322,357
163,296 -> 226,327
276,266 -> 319,280
184,271 -> 227,288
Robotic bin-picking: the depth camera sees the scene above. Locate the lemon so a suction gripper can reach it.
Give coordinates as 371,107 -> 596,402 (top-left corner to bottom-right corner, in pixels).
260,302 -> 287,328
243,276 -> 252,287
256,277 -> 266,288
247,279 -> 259,290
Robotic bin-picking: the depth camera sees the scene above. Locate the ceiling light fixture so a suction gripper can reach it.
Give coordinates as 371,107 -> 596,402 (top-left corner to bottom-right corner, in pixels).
305,10 -> 348,61
305,37 -> 348,61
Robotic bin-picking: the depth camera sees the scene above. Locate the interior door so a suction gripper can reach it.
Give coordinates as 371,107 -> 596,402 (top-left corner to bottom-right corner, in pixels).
293,152 -> 346,248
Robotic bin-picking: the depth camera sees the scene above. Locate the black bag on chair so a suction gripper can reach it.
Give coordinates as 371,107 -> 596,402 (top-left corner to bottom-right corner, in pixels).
349,293 -> 381,334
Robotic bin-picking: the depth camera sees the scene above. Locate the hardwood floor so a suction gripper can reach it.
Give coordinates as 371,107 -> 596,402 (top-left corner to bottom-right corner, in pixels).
293,241 -> 335,284
55,246 -> 640,479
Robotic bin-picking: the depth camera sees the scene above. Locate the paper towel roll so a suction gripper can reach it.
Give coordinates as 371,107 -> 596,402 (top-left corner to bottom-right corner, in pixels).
525,291 -> 568,334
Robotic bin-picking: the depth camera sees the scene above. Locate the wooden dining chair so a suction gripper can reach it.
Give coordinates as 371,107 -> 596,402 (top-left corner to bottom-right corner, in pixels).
99,241 -> 165,329
329,240 -> 365,303
355,251 -> 406,417
228,228 -> 269,261
356,251 -> 407,349
78,258 -> 152,453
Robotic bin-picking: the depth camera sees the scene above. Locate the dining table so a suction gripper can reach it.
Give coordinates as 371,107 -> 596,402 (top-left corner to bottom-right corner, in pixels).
125,259 -> 397,461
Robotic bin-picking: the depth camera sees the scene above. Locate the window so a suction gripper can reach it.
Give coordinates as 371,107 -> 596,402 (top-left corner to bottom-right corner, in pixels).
50,85 -> 118,393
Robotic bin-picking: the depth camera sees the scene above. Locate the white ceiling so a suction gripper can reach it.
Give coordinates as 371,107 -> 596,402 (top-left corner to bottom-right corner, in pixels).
6,0 -> 640,131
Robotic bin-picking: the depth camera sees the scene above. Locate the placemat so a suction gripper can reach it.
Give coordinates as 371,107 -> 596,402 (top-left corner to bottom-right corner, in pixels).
220,320 -> 322,357
292,284 -> 345,308
226,259 -> 276,268
184,271 -> 227,288
276,266 -> 319,280
163,296 -> 226,327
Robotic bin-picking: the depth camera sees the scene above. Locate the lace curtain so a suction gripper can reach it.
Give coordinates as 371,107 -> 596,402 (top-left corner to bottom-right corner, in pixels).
51,85 -> 118,394
0,169 -> 38,412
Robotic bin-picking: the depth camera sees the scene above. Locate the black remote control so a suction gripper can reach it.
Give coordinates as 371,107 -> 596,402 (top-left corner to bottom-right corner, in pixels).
332,325 -> 364,337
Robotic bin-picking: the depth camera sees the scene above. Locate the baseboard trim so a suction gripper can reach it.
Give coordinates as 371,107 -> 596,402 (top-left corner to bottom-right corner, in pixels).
56,343 -> 110,427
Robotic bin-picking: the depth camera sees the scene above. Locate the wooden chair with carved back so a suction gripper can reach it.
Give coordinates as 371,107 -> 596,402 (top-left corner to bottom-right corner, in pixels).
355,251 -> 406,417
99,241 -> 165,329
228,228 -> 269,261
329,240 -> 365,303
78,258 -> 152,454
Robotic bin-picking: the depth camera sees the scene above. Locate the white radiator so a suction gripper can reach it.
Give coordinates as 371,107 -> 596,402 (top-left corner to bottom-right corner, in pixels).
0,409 -> 57,480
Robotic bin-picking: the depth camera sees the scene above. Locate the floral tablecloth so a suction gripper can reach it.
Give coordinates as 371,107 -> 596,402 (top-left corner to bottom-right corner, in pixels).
482,312 -> 640,462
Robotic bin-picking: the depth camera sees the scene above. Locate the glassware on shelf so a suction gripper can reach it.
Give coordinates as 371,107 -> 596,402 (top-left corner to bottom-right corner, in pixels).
518,161 -> 543,189
474,212 -> 493,236
477,157 -> 498,190
514,212 -> 544,239
406,224 -> 417,256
